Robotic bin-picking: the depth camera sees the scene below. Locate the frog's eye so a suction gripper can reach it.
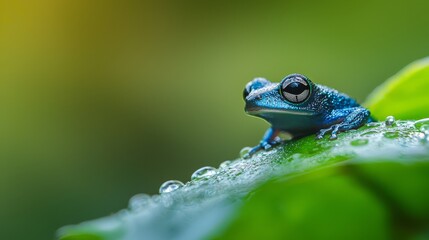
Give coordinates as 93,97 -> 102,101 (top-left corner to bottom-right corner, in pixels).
281,75 -> 311,103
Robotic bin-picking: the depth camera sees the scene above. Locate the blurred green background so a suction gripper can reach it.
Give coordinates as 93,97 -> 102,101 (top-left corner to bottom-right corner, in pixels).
1,1 -> 429,239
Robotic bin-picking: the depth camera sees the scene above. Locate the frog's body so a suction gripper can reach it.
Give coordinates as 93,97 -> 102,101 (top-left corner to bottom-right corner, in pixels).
243,73 -> 372,157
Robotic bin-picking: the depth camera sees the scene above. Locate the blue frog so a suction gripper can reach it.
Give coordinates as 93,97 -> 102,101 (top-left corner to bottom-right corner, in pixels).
243,73 -> 372,157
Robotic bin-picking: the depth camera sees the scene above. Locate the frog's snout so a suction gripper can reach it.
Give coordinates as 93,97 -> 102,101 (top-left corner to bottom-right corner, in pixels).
243,77 -> 271,100
244,91 -> 265,114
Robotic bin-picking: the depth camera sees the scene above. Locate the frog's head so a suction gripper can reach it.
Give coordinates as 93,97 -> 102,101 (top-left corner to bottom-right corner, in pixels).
243,74 -> 317,121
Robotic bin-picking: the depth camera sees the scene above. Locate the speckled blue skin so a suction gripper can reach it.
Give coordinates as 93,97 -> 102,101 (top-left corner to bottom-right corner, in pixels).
244,73 -> 372,157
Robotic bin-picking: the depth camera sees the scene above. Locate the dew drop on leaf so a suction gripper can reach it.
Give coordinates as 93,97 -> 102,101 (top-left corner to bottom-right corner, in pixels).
191,166 -> 217,180
414,118 -> 429,142
239,147 -> 252,158
414,118 -> 429,133
385,116 -> 395,126
159,180 -> 184,194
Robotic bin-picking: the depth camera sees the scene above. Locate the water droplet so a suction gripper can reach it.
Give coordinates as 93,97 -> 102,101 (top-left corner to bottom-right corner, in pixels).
385,116 -> 395,126
415,119 -> 429,143
191,166 -> 217,180
420,128 -> 429,142
128,193 -> 151,211
384,131 -> 399,139
239,147 -> 252,158
159,180 -> 184,194
219,160 -> 232,168
420,125 -> 429,133
350,138 -> 369,146
415,132 -> 428,143
415,118 -> 429,133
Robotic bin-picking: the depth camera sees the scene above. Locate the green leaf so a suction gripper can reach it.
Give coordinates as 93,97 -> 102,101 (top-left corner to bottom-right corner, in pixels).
57,120 -> 429,240
215,161 -> 429,240
214,168 -> 391,240
364,57 -> 429,120
58,217 -> 124,240
58,58 -> 429,240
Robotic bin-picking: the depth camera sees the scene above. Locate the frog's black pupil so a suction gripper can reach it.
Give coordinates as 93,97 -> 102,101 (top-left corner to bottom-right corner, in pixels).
284,81 -> 307,94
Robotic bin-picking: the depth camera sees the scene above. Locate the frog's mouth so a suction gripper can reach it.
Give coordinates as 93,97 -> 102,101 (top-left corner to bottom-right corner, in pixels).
246,107 -> 316,116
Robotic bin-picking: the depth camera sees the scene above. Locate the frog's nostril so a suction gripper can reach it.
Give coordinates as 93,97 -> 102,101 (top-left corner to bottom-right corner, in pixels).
243,88 -> 251,100
243,77 -> 270,100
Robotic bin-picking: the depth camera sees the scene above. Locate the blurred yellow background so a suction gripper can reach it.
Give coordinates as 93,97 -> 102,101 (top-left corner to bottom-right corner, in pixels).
1,1 -> 428,239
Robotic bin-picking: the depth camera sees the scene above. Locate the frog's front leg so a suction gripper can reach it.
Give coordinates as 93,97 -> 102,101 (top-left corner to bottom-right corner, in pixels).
316,107 -> 370,140
244,127 -> 282,158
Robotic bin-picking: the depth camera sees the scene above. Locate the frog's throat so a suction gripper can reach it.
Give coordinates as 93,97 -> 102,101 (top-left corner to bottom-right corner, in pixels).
246,107 -> 316,116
